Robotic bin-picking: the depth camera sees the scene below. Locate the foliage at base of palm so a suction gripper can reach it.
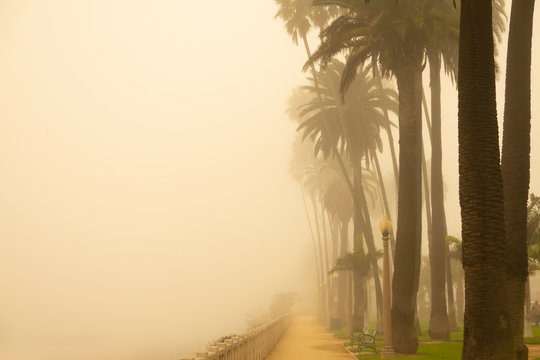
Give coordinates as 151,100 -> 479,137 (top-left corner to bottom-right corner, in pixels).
333,241 -> 382,277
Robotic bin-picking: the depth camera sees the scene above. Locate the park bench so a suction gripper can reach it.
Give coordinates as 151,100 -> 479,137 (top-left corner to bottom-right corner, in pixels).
349,327 -> 367,347
357,330 -> 377,353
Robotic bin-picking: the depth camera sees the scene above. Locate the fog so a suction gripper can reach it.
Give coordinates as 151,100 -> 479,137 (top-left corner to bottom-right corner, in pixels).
0,1 -> 315,359
1,1 -> 540,360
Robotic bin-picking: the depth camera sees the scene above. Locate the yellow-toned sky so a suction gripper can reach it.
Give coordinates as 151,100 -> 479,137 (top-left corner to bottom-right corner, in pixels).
0,1 -> 315,359
0,1 -> 539,359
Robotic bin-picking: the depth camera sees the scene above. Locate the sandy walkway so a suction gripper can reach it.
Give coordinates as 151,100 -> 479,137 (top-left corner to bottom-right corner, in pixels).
267,316 -> 354,360
529,344 -> 540,359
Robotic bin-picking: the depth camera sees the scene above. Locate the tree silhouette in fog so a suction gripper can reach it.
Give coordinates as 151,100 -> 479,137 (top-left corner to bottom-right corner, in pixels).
296,59 -> 397,331
305,0 -> 442,352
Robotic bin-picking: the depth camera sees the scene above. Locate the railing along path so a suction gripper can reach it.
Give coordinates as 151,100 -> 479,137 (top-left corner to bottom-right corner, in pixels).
180,314 -> 291,360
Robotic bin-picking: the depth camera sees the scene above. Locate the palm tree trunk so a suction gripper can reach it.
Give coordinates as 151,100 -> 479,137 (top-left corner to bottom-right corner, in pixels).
501,1 -> 535,359
445,240 -> 459,331
353,271 -> 367,330
352,174 -> 365,332
356,164 -> 384,332
329,212 -> 339,264
372,152 -> 396,262
424,76 -> 458,331
372,58 -> 399,192
300,185 -> 324,318
391,59 -> 423,354
311,195 -> 329,321
346,270 -> 353,335
320,202 -> 331,279
426,53 -> 450,340
321,208 -> 334,321
525,278 -> 533,338
422,87 -> 433,142
459,0 -> 515,357
454,261 -> 464,322
338,219 -> 350,322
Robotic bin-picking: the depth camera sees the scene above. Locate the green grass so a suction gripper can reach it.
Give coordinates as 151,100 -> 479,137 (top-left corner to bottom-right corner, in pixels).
330,323 -> 540,359
525,325 -> 540,344
331,323 -> 465,360
397,342 -> 462,360
348,342 -> 463,360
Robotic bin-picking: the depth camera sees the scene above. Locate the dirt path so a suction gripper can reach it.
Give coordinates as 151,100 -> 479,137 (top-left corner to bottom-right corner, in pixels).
529,344 -> 540,359
267,316 -> 354,360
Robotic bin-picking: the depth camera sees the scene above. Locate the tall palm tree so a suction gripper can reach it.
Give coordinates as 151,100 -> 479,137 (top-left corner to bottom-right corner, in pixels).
288,135 -> 329,319
322,161 -> 353,321
447,235 -> 464,322
333,238 -> 382,330
297,59 -> 397,330
275,0 -> 352,179
501,1 -> 535,358
421,0 -> 459,340
458,0 -> 514,357
424,0 -> 506,337
417,255 -> 431,321
306,0 -> 434,352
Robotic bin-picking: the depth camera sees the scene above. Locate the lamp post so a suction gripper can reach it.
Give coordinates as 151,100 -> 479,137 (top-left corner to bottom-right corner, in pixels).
379,214 -> 395,358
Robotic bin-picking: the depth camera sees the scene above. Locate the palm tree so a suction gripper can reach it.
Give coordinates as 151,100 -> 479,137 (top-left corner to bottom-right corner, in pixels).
421,0 -> 459,340
322,161 -> 353,322
297,59 -> 397,330
332,226 -> 383,328
288,135 -> 329,319
417,256 -> 431,322
501,1 -> 535,358
303,162 -> 335,320
447,235 -> 464,322
425,0 -> 507,338
458,0 -> 514,357
306,0 -> 435,352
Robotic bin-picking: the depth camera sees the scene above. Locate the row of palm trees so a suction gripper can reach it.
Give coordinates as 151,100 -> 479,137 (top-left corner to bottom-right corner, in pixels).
276,0 -> 459,350
288,58 -> 396,331
276,0 -> 535,358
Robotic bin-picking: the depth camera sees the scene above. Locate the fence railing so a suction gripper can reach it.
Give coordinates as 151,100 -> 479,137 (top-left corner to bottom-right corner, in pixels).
180,314 -> 292,360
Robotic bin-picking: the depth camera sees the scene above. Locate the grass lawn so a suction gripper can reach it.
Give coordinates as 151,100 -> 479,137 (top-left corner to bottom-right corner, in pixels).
331,323 -> 540,359
331,326 -> 464,359
526,324 -> 540,344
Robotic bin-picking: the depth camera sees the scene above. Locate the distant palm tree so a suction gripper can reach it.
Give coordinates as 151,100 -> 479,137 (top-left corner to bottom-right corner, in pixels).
288,135 -> 328,319
447,235 -> 463,322
321,160 -> 353,321
333,241 -> 383,330
275,0 -> 351,174
275,4 -> 362,267
422,0 -> 459,340
297,59 -> 397,330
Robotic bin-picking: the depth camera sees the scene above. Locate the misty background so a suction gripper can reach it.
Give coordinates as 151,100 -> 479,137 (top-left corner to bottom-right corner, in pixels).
0,1 -> 539,359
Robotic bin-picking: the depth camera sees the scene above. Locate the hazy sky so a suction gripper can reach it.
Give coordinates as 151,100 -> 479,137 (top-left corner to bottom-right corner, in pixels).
0,1 -> 539,359
0,1 -> 313,359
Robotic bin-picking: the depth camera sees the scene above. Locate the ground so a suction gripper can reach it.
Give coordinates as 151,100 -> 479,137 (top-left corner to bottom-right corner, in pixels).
267,316 -> 354,360
268,316 -> 540,360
